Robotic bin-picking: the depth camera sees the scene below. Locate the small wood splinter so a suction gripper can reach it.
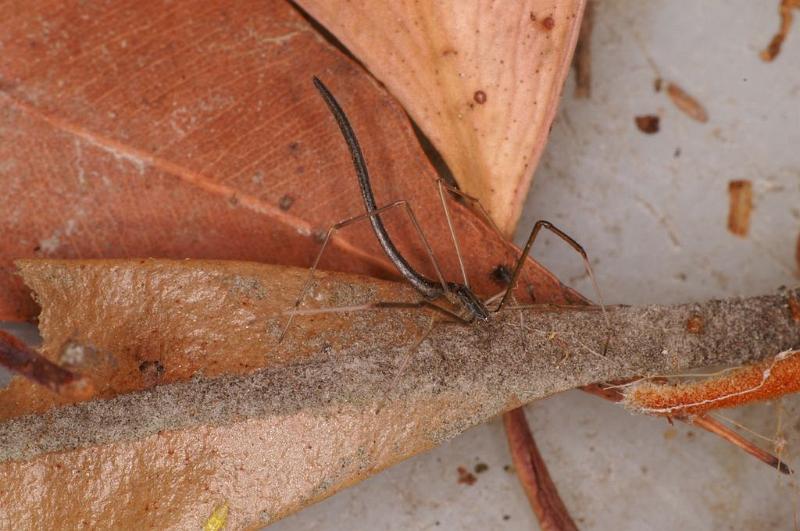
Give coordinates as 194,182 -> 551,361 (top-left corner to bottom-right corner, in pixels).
0,330 -> 94,399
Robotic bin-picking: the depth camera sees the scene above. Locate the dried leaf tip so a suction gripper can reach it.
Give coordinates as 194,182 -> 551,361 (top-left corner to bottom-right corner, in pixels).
622,349 -> 800,417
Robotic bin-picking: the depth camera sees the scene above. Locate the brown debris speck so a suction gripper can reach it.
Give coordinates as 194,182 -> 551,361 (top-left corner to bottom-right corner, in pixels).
457,466 -> 477,485
760,0 -> 800,62
474,462 -> 489,474
666,83 -> 709,123
727,180 -> 753,237
279,195 -> 294,211
542,16 -> 555,30
635,115 -> 660,134
654,77 -> 663,92
138,360 -> 165,386
473,90 -> 487,104
686,314 -> 705,334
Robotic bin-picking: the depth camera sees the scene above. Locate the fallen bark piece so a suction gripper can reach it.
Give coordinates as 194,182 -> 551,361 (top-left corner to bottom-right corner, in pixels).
1,259 -> 799,528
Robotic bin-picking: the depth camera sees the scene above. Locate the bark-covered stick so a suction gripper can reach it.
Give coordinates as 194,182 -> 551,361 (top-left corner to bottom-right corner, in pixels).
1,259 -> 798,528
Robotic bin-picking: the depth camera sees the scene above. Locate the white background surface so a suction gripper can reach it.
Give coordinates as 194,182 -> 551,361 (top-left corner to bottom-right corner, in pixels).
275,1 -> 800,529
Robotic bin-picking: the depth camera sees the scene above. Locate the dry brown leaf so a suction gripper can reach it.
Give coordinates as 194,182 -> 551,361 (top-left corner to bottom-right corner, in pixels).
2,259 -> 430,419
2,259 -> 799,527
0,0 -> 574,322
296,0 -> 586,235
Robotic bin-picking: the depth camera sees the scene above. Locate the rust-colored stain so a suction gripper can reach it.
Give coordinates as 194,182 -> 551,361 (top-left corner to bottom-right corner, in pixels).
727,180 -> 753,237
457,466 -> 477,485
760,0 -> 800,61
686,314 -> 705,334
635,115 -> 660,134
625,350 -> 800,416
666,83 -> 708,123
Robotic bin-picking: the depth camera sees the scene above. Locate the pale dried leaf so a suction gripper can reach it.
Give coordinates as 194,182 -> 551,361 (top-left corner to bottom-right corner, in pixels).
297,0 -> 586,235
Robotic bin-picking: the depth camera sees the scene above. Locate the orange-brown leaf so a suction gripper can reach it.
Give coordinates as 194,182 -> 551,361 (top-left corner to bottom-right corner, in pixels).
0,0 -> 575,322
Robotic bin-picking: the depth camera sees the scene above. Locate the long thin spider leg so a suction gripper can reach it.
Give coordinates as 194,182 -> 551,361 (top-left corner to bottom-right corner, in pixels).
497,220 -> 610,330
376,315 -> 437,414
435,178 -> 539,304
279,199 -> 453,341
436,178 -> 507,241
435,179 -> 469,289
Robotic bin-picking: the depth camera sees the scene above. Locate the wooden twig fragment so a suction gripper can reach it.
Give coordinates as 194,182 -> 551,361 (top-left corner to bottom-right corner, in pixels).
573,0 -> 594,99
666,83 -> 708,123
728,180 -> 753,237
581,383 -> 793,475
690,415 -> 792,475
761,0 -> 800,61
503,409 -> 578,531
0,330 -> 92,400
